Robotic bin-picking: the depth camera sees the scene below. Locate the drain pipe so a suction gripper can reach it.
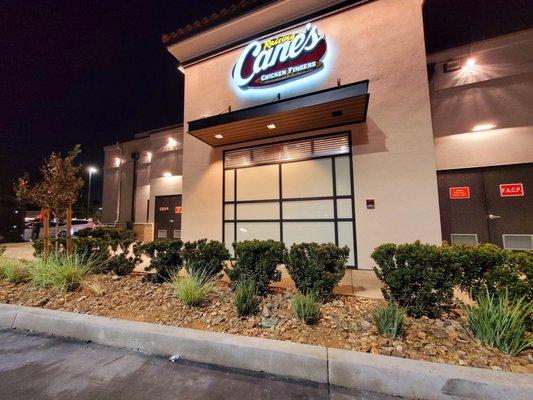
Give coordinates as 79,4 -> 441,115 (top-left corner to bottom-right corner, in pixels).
115,143 -> 123,224
130,152 -> 140,228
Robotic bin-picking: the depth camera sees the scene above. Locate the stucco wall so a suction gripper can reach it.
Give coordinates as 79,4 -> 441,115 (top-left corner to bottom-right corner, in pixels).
181,0 -> 442,268
429,29 -> 533,170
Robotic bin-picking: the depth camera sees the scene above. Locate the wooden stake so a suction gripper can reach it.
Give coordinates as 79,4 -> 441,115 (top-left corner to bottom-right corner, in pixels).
43,208 -> 50,258
66,206 -> 72,253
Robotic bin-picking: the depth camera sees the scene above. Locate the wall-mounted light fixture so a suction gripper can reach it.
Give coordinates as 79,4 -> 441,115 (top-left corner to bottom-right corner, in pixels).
214,134 -> 224,139
163,172 -> 173,177
463,58 -> 476,73
167,137 -> 177,147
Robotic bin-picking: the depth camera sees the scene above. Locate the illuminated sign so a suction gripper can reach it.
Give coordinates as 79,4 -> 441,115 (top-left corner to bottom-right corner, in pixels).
232,23 -> 327,89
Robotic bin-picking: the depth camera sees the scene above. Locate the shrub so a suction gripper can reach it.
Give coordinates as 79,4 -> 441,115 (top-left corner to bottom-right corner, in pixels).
134,239 -> 183,282
285,242 -> 349,301
0,258 -> 30,283
173,273 -> 213,307
29,252 -> 90,292
226,240 -> 285,295
373,303 -> 405,338
75,226 -> 135,241
371,241 -> 459,318
452,244 -> 532,302
292,293 -> 321,324
102,253 -> 138,276
234,279 -> 260,316
182,239 -> 230,278
0,246 -> 5,257
464,290 -> 532,356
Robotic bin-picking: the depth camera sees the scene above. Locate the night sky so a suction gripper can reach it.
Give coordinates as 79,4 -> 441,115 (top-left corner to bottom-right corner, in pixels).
1,0 -> 532,203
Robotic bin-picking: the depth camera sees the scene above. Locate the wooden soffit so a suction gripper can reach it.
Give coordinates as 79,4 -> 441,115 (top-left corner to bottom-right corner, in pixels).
188,80 -> 369,147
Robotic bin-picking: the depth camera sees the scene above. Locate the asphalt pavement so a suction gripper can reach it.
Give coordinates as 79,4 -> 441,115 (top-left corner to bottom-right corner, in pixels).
0,329 -> 400,400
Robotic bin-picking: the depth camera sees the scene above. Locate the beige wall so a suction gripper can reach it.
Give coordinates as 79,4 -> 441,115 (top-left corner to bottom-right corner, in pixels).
181,0 -> 442,269
429,29 -> 533,170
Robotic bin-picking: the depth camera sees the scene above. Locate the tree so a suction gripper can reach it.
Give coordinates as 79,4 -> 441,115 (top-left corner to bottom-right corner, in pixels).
14,145 -> 85,242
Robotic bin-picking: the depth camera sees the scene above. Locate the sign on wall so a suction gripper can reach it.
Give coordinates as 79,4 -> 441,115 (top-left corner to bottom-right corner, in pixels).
449,187 -> 470,199
500,183 -> 524,197
232,23 -> 327,89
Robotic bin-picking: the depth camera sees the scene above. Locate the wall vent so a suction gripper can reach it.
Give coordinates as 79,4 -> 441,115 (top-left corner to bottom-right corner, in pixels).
503,234 -> 533,251
443,59 -> 461,73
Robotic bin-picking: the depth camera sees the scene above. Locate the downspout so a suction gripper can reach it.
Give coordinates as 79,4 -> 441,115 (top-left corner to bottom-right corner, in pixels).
130,152 -> 140,228
115,143 -> 123,224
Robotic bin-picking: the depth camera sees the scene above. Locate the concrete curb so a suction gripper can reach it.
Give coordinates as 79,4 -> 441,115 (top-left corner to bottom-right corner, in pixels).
1,304 -> 531,400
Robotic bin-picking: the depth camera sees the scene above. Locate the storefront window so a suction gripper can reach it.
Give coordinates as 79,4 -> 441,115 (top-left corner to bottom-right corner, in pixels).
223,133 -> 357,267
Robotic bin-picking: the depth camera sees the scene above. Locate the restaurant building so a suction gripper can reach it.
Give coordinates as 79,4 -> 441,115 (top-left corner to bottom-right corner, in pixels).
102,0 -> 532,268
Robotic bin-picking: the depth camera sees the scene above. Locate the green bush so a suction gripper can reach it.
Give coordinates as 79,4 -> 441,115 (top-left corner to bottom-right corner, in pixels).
134,239 -> 183,282
464,290 -> 532,356
226,240 -> 285,295
452,244 -> 532,302
182,239 -> 230,278
0,258 -> 30,283
173,274 -> 213,307
292,293 -> 321,324
102,253 -> 138,276
371,241 -> 459,318
372,303 -> 405,338
234,279 -> 260,316
29,252 -> 90,292
75,227 -> 135,241
285,242 -> 349,301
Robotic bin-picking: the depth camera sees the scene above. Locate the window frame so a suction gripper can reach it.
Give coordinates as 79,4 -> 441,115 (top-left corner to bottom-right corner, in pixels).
222,131 -> 358,268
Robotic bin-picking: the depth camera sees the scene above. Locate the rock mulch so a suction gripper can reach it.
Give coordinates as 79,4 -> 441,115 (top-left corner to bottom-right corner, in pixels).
0,274 -> 531,373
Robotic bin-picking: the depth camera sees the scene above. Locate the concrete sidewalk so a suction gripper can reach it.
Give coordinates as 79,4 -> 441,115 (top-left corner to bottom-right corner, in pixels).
0,329 -> 395,400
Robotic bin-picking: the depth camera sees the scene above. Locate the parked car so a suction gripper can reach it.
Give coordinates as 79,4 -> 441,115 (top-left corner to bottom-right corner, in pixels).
23,219 -> 97,241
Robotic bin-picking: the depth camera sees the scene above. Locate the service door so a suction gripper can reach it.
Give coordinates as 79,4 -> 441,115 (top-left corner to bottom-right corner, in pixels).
154,195 -> 182,240
438,163 -> 533,250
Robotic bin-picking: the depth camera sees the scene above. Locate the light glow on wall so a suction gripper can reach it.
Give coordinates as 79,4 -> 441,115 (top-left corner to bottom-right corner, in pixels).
472,122 -> 496,132
163,171 -> 173,177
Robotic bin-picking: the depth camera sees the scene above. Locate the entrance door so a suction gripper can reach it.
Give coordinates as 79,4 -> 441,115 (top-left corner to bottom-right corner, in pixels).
154,195 -> 182,240
437,163 -> 533,250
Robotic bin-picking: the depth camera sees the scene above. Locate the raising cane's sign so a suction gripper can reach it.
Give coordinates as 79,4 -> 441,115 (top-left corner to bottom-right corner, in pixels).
232,23 -> 327,89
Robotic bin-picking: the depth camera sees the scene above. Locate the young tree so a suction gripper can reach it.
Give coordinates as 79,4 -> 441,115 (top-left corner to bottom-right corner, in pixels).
14,145 -> 85,244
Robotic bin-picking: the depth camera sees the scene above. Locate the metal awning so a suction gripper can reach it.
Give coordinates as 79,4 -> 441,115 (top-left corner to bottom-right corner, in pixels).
187,80 -> 369,147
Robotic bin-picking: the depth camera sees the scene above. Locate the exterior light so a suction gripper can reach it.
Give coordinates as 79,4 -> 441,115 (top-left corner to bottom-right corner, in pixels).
214,134 -> 224,139
463,58 -> 476,73
267,123 -> 276,129
146,151 -> 152,162
168,137 -> 177,147
87,166 -> 98,174
163,172 -> 173,177
115,157 -> 122,167
472,123 -> 496,132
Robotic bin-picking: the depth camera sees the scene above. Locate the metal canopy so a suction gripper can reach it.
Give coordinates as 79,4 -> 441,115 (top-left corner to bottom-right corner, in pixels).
187,80 -> 369,147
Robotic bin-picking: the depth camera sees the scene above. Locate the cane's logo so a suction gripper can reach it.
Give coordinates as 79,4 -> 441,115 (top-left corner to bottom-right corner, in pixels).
232,23 -> 327,89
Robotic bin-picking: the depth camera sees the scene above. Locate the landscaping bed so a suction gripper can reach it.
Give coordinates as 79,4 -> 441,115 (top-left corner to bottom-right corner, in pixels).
1,274 -> 531,373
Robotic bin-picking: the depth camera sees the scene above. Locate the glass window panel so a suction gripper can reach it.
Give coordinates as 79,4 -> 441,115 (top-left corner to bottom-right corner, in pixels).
335,156 -> 351,196
338,221 -> 355,266
237,165 -> 279,201
224,223 -> 235,255
336,198 -> 353,219
225,169 -> 235,201
283,200 -> 334,219
282,158 -> 333,198
237,222 -> 280,241
224,204 -> 234,220
283,222 -> 335,248
237,202 -> 279,220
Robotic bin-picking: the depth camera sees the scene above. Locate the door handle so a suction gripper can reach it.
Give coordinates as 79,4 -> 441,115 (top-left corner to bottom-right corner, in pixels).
488,214 -> 501,220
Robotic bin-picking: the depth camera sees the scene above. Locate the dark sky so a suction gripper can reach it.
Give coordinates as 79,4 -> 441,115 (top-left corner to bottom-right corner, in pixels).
1,0 -> 532,202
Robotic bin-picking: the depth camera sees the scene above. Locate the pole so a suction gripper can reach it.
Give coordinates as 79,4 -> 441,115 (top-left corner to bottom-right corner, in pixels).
66,205 -> 72,253
87,170 -> 92,219
43,208 -> 50,259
